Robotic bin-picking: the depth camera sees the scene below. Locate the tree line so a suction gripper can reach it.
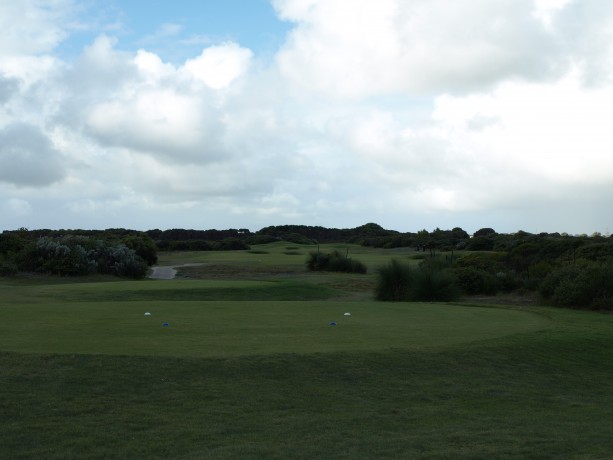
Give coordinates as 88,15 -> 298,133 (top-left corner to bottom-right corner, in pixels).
1,224 -> 612,309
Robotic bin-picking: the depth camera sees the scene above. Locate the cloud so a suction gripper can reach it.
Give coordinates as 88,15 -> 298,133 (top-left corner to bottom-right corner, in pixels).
551,0 -> 613,86
54,36 -> 256,163
0,0 -> 76,58
182,42 -> 253,89
2,198 -> 32,216
1,0 -> 613,235
85,87 -> 224,161
314,66 -> 613,219
0,75 -> 19,104
153,23 -> 183,38
0,123 -> 66,187
273,0 -> 613,99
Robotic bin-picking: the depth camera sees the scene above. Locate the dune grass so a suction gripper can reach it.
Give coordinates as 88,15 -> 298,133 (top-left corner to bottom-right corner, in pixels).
1,243 -> 613,458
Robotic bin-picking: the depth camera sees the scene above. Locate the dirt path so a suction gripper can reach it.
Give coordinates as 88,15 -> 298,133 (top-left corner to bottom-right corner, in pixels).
148,266 -> 178,280
148,263 -> 205,280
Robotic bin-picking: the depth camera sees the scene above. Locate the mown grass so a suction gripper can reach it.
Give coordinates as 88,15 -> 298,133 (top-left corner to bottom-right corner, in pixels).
2,311 -> 613,459
156,242 -> 423,276
0,299 -> 550,357
1,243 -> 613,458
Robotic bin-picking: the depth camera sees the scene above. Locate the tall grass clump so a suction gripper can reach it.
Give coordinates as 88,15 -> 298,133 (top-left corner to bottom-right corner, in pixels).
375,259 -> 412,301
376,258 -> 460,302
411,261 -> 461,302
306,250 -> 367,274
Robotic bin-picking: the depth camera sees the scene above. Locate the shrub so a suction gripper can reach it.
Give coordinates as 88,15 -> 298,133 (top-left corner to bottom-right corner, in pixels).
246,234 -> 278,245
540,263 -> 613,310
375,259 -> 460,302
214,238 -> 250,251
107,245 -> 148,278
576,243 -> 613,263
411,265 -> 460,302
306,251 -> 329,271
281,233 -> 317,245
455,252 -> 506,272
306,250 -> 367,274
0,257 -> 18,276
539,264 -> 582,299
466,236 -> 495,251
375,259 -> 412,301
91,242 -> 148,278
123,234 -> 158,265
453,267 -> 501,295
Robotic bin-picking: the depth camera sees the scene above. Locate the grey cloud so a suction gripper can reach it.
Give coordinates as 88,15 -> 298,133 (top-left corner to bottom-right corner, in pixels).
0,75 -> 19,104
553,1 -> 613,86
0,123 -> 66,186
83,96 -> 227,163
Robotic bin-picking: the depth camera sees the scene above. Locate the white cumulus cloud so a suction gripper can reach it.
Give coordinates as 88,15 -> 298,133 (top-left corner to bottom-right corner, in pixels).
1,0 -> 613,234
183,42 -> 253,89
273,0 -> 613,98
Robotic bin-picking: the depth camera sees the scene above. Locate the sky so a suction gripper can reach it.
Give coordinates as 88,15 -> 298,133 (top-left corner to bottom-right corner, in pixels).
1,0 -> 612,235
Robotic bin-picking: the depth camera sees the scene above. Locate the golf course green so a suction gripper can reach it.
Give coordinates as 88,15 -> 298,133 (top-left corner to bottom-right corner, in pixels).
0,296 -> 551,357
1,242 -> 613,459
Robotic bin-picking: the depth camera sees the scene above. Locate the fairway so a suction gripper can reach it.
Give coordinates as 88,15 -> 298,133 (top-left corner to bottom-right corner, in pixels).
2,245 -> 613,459
0,300 -> 550,357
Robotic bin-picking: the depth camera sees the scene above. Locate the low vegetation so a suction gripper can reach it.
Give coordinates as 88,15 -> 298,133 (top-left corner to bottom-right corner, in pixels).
375,258 -> 460,302
306,249 -> 368,274
0,231 -> 155,278
2,239 -> 613,457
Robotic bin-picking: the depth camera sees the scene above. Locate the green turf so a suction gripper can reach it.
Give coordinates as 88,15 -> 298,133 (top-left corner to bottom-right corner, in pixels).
2,309 -> 613,459
155,242 -> 423,275
0,300 -> 550,357
2,244 -> 613,458
0,279 -> 340,303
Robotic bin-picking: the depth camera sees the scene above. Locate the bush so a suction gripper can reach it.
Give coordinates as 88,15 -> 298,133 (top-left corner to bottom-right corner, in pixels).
0,257 -> 18,276
455,252 -> 506,272
539,264 -> 582,299
411,262 -> 460,302
90,241 -> 148,278
246,234 -> 278,245
375,259 -> 412,301
281,233 -> 317,245
375,259 -> 460,302
453,267 -> 501,295
540,263 -> 613,310
466,236 -> 495,251
214,238 -> 250,251
106,245 -> 148,278
123,234 -> 158,265
306,250 -> 367,274
575,243 -> 613,263
306,251 -> 329,271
